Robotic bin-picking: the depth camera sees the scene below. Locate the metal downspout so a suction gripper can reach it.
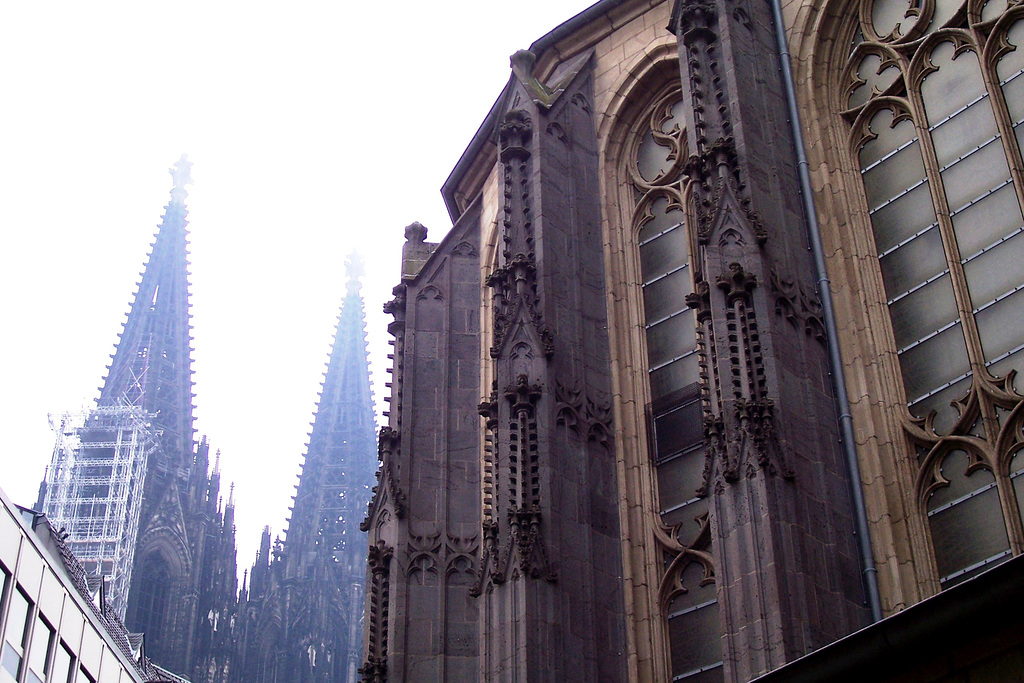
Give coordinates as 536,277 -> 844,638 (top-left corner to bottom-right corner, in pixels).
768,0 -> 884,622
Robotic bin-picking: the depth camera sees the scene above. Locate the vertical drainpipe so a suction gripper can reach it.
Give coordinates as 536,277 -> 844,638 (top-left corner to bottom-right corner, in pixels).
768,0 -> 884,623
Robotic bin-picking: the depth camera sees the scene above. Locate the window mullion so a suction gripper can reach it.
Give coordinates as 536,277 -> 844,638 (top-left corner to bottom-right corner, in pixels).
972,35 -> 1024,556
995,472 -> 1024,557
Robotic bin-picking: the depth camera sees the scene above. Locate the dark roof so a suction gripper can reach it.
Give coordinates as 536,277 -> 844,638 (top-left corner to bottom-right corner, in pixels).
753,554 -> 1024,682
440,0 -> 629,221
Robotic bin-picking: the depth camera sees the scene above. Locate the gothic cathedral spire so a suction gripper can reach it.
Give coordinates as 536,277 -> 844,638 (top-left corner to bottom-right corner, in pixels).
100,153 -> 197,475
43,156 -> 238,680
278,253 -> 378,682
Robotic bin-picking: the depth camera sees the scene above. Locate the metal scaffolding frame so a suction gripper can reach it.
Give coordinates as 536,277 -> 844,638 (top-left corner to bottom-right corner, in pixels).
44,403 -> 158,618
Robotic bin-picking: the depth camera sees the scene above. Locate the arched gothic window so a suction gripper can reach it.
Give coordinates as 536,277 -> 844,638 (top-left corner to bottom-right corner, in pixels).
842,0 -> 1024,587
134,553 -> 171,638
626,83 -> 723,682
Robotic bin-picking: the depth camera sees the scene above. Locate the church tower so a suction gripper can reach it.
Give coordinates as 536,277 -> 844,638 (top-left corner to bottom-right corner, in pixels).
42,156 -> 239,678
240,255 -> 377,682
282,254 -> 377,682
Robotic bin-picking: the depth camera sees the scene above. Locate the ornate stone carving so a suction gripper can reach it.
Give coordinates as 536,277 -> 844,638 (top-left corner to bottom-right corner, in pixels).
475,374 -> 556,590
406,531 -> 442,583
486,255 -> 554,359
654,512 -> 714,608
499,109 -> 532,163
689,264 -> 793,488
554,381 -> 613,446
360,540 -> 393,683
363,425 -> 408,532
383,284 -> 406,336
769,270 -> 826,343
452,240 -> 477,257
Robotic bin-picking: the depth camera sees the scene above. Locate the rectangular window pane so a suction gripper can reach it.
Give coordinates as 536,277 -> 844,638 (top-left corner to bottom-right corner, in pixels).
647,314 -> 697,371
899,323 -> 970,402
1012,462 -> 1024,531
941,142 -> 1011,212
998,22 -> 1024,121
887,274 -> 959,349
50,644 -> 73,683
657,452 -> 706,514
1,645 -> 20,683
963,230 -> 1024,307
643,267 -> 693,324
862,141 -> 928,209
654,399 -> 703,460
0,586 -> 26,683
872,183 -> 937,254
662,491 -> 709,530
931,99 -> 998,169
674,666 -> 724,683
26,614 -> 52,683
977,288 -> 1024,362
4,589 -> 29,646
1003,61 -> 1024,111
930,486 -> 1009,582
640,227 -> 689,282
669,604 -> 722,677
650,355 -> 700,404
878,225 -> 947,299
952,183 -> 1023,256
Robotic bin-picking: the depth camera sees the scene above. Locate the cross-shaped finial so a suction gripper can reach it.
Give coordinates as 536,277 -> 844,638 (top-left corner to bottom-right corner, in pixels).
346,252 -> 365,285
170,154 -> 192,190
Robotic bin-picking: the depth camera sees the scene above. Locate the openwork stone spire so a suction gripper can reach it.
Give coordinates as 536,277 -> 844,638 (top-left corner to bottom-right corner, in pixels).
99,153 -> 197,474
282,252 -> 378,682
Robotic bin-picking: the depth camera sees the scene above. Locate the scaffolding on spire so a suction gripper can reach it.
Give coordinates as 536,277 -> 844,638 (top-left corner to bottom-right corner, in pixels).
43,402 -> 159,618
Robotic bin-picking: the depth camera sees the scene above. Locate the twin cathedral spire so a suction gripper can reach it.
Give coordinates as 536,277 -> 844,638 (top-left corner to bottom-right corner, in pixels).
41,156 -> 376,683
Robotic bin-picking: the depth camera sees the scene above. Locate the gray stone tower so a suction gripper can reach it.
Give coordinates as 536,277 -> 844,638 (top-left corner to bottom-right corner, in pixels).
238,255 -> 377,682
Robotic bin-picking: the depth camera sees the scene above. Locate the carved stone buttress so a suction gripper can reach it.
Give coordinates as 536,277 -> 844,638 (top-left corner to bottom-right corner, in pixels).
477,52 -> 627,682
671,1 -> 870,679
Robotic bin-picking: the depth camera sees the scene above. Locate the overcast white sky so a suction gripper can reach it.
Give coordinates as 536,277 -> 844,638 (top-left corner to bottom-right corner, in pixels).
0,1 -> 596,574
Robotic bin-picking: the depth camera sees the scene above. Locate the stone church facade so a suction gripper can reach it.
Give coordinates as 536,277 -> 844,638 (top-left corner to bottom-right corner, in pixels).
363,0 -> 1024,681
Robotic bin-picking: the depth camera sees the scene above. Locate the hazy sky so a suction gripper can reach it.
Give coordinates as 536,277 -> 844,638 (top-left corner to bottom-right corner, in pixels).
0,1 -> 596,573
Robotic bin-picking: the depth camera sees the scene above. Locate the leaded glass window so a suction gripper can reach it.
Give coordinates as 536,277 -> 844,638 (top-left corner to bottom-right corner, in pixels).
626,84 -> 722,683
842,1 -> 1024,585
134,553 -> 171,638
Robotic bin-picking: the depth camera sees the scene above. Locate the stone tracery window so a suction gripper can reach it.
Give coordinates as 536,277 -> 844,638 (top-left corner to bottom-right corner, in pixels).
843,0 -> 1024,586
134,553 -> 171,637
627,83 -> 723,682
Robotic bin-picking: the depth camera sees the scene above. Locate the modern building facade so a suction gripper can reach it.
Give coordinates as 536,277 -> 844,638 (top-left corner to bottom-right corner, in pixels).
363,0 -> 1024,681
1,485 -> 187,683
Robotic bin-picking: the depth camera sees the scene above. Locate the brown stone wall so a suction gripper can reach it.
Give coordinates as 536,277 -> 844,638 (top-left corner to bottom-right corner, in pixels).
671,0 -> 870,678
365,205 -> 483,682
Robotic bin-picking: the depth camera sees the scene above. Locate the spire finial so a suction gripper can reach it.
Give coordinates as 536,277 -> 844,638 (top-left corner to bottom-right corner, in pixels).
346,252 -> 365,293
404,221 -> 427,243
170,154 -> 192,196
